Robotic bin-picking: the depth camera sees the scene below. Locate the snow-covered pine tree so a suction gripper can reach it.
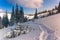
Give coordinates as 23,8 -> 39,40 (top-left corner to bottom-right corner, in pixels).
24,17 -> 28,22
2,11 -> 9,28
19,7 -> 24,23
0,17 -> 3,29
10,6 -> 15,26
34,8 -> 38,19
15,4 -> 19,23
57,2 -> 60,13
48,10 -> 52,16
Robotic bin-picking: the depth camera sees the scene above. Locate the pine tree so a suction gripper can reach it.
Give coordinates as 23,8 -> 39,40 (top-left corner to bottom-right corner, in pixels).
48,10 -> 52,16
19,7 -> 24,23
10,6 -> 15,26
15,4 -> 19,23
24,17 -> 28,22
34,8 -> 38,19
57,2 -> 60,13
2,11 -> 9,28
0,17 -> 3,29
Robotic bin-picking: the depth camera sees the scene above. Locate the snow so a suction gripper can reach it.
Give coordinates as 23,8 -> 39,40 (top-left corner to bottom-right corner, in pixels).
0,13 -> 34,20
0,13 -> 11,20
53,10 -> 57,13
0,19 -> 57,40
0,21 -> 40,40
0,13 -> 59,40
24,15 -> 34,19
41,13 -> 60,40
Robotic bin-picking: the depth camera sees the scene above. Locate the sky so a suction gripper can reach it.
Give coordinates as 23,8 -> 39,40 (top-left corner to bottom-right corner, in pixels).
0,0 -> 60,14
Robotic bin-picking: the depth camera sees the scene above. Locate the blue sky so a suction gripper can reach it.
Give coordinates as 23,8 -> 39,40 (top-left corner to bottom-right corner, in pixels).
0,0 -> 60,14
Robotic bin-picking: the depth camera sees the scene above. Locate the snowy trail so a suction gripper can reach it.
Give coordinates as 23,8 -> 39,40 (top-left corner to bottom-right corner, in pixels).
34,23 -> 48,40
32,20 -> 57,40
39,24 -> 56,40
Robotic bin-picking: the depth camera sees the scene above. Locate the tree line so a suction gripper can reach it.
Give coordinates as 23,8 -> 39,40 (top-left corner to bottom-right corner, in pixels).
38,2 -> 60,18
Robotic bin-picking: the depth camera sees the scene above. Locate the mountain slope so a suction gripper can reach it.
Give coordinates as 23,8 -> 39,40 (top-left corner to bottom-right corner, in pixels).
0,19 -> 57,40
41,13 -> 60,39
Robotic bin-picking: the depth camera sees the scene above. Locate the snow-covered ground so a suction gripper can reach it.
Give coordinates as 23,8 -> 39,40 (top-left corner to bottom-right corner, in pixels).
0,19 -> 58,40
41,13 -> 60,39
0,12 -> 60,40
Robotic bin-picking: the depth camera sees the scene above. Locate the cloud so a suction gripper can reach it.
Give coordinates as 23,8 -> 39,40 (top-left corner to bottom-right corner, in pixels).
0,9 -> 5,12
9,0 -> 43,8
